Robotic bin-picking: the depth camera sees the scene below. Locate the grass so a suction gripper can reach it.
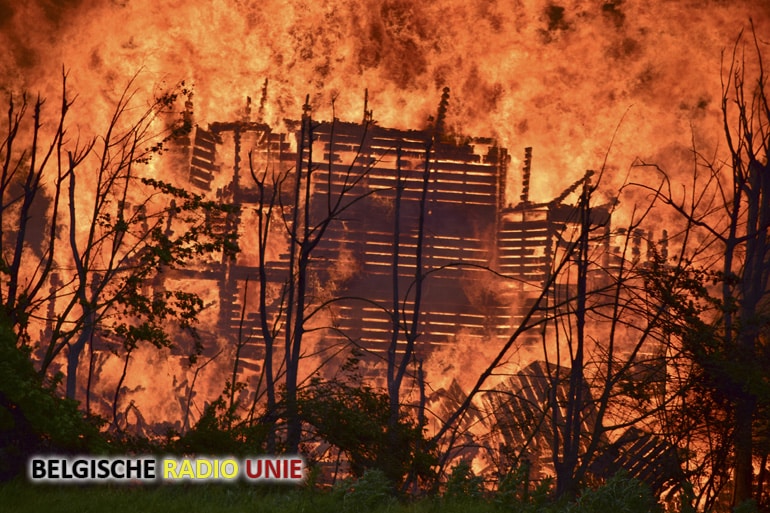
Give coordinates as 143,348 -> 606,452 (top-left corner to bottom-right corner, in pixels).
0,479 -> 501,513
2,480 -> 311,513
0,469 -> 662,513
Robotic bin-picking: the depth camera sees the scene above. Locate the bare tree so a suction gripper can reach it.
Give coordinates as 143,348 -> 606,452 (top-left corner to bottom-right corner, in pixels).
1,72 -> 237,408
0,73 -> 76,343
417,157 -> 710,502
248,131 -> 291,451
245,97 -> 383,452
632,26 -> 770,509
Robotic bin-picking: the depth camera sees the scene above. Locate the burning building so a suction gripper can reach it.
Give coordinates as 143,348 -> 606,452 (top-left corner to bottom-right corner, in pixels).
163,95 -> 617,380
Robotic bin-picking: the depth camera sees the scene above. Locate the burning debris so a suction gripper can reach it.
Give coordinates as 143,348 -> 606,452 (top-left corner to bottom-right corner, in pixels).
481,361 -> 680,495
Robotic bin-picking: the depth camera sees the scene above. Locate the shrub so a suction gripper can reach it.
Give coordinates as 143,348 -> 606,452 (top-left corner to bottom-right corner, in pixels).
571,471 -> 661,513
169,397 -> 270,455
0,313 -> 105,480
341,468 -> 396,512
495,462 -> 554,512
298,377 -> 436,488
443,460 -> 485,502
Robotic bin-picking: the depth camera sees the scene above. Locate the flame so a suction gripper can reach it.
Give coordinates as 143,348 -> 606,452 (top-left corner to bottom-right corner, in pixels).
2,0 -> 767,202
2,2 -> 769,497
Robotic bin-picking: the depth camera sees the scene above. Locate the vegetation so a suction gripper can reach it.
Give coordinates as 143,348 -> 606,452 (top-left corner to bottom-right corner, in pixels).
0,471 -> 658,513
0,311 -> 104,480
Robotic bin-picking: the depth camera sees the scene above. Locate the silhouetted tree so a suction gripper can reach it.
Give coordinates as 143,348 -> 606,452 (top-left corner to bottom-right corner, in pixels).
634,26 -> 770,510
0,72 -> 237,409
246,97 -> 384,453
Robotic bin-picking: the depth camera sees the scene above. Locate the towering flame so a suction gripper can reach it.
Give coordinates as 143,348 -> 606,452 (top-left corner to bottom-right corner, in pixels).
1,0 -> 767,200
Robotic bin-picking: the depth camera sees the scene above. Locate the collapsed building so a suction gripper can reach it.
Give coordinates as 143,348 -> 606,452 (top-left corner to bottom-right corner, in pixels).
167,96 -> 615,371
160,96 -> 677,489
481,360 -> 680,495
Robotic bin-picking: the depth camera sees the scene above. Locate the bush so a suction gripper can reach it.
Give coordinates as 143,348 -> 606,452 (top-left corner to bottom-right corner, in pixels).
495,462 -> 554,512
168,396 -> 271,456
338,468 -> 396,512
443,460 -> 485,502
571,471 -> 661,513
733,499 -> 759,513
298,377 -> 436,488
0,313 -> 105,480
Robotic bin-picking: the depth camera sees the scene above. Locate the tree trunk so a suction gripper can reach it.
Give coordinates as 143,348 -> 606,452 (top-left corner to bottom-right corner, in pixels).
66,322 -> 91,400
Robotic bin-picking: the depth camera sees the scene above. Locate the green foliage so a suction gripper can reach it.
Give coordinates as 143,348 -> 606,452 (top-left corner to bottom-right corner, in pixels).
668,480 -> 696,513
100,175 -> 241,366
110,287 -> 204,356
442,460 -> 484,502
169,397 -> 269,456
0,470 -> 672,513
733,498 -> 759,513
336,468 -> 397,512
495,462 -> 554,512
298,377 -> 436,488
570,472 -> 661,513
0,313 -> 105,480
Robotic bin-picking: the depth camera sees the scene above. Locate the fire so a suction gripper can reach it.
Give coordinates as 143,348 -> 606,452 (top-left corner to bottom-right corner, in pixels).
2,0 -> 769,503
2,1 -> 765,202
